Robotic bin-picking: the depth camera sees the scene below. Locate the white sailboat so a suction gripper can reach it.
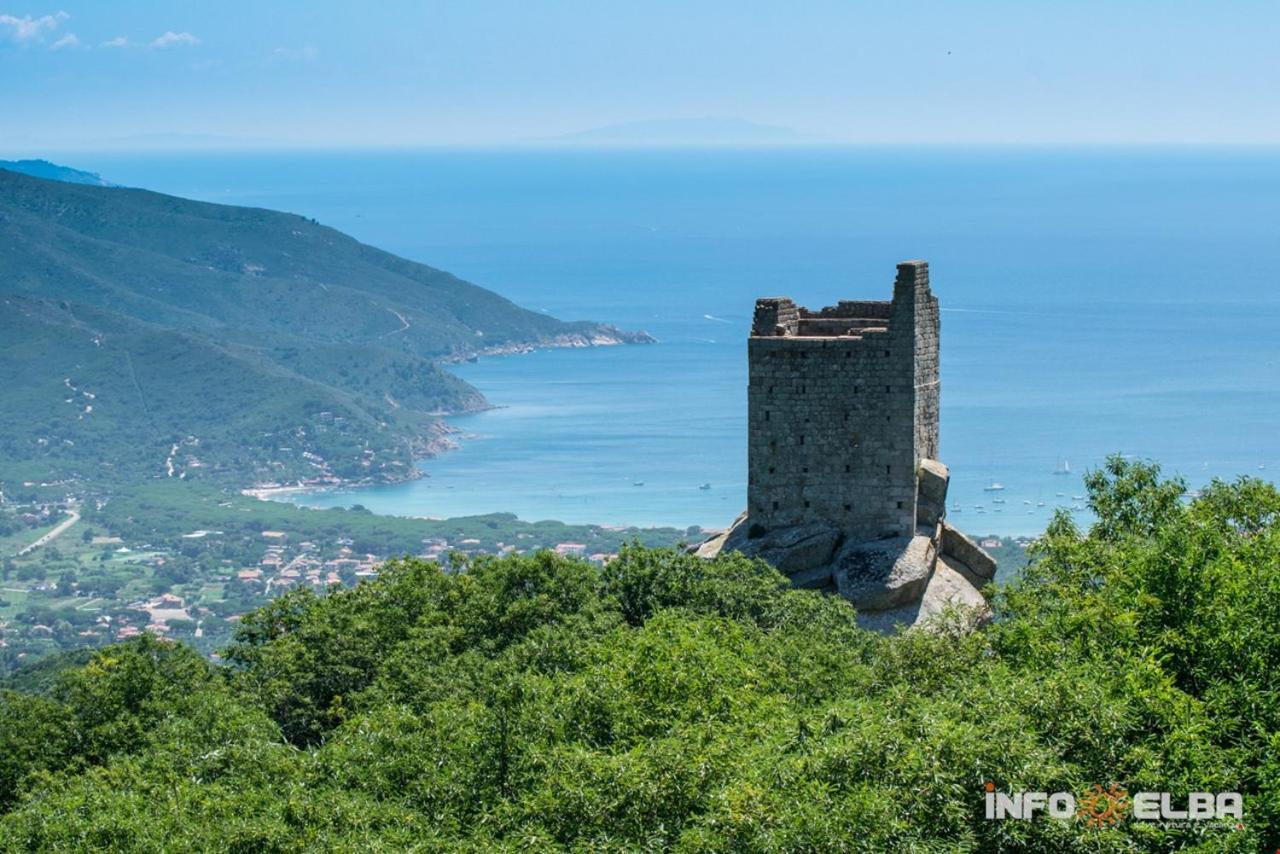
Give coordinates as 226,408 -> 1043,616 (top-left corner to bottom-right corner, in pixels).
1053,459 -> 1071,476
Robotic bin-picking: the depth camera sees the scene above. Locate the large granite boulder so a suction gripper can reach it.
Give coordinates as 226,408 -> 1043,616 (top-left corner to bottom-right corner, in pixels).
693,511 -> 747,559
749,521 -> 843,576
916,458 -> 949,527
940,521 -> 997,581
834,533 -> 936,611
695,513 -> 842,579
854,553 -> 990,633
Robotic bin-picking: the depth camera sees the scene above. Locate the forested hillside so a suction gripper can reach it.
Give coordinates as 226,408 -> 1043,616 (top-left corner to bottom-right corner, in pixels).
0,296 -> 453,483
0,167 -> 648,486
0,459 -> 1275,851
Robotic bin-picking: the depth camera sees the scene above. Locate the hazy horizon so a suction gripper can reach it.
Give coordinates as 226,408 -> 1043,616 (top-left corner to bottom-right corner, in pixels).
4,1 -> 1280,152
10,139 -> 1280,161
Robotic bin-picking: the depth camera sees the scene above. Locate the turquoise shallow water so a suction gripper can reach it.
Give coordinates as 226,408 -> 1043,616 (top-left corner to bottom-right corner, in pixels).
86,148 -> 1280,534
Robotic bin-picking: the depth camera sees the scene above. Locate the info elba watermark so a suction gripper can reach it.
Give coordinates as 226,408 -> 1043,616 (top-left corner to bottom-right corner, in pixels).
983,782 -> 1244,830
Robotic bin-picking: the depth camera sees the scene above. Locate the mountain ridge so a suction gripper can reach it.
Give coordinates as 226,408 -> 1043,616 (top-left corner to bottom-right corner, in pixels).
0,159 -> 115,187
0,167 -> 651,489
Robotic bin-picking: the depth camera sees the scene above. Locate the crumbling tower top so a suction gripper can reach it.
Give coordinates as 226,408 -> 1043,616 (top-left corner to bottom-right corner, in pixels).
746,260 -> 939,544
697,260 -> 995,632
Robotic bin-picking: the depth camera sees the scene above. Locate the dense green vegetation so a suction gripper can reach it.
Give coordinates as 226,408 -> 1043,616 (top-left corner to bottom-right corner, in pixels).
0,167 -> 646,486
0,458 -> 1273,850
0,297 -> 445,484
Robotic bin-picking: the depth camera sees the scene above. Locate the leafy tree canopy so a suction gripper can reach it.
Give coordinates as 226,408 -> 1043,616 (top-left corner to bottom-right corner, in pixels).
1,457 -> 1277,851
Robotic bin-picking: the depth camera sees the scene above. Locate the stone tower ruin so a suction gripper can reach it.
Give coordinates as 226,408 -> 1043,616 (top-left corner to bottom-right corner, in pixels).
747,260 -> 939,542
696,259 -> 995,633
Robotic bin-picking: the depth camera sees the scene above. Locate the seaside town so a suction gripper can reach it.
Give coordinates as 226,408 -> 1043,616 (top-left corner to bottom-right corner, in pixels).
0,479 -> 712,672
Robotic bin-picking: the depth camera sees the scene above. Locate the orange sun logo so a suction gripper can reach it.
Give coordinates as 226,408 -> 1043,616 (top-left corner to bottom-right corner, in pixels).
1077,783 -> 1131,828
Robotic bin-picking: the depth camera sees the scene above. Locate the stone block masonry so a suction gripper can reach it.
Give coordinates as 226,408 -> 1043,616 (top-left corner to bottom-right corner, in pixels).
696,258 -> 992,634
747,261 -> 940,544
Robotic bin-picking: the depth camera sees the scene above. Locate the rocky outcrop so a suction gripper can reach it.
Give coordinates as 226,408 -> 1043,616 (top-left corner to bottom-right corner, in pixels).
940,521 -> 997,582
693,511 -> 747,559
746,522 -> 843,576
694,457 -> 995,635
695,513 -> 842,580
854,553 -> 990,634
439,325 -> 655,365
916,459 -> 949,527
834,534 -> 936,611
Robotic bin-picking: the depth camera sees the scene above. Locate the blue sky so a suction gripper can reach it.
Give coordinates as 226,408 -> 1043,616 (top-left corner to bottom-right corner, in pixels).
2,1 -> 1278,151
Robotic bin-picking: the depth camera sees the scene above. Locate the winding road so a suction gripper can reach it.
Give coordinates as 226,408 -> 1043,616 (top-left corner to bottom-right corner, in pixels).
16,509 -> 80,557
380,308 -> 411,338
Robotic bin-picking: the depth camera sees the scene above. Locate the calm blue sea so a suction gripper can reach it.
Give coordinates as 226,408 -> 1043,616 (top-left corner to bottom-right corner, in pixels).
83,147 -> 1280,535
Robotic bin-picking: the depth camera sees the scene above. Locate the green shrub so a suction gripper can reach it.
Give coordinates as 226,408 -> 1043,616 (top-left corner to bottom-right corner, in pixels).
2,457 -> 1277,850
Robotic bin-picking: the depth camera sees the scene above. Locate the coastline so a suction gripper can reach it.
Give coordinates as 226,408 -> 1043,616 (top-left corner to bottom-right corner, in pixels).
437,326 -> 656,366
243,329 -> 653,504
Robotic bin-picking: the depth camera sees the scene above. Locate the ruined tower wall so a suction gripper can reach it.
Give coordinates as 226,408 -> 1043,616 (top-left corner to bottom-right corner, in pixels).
746,261 -> 939,543
898,262 -> 940,465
